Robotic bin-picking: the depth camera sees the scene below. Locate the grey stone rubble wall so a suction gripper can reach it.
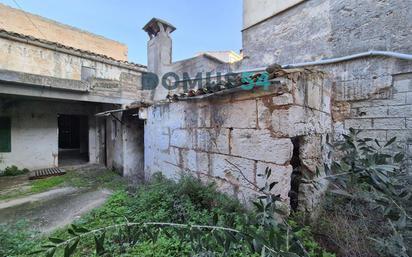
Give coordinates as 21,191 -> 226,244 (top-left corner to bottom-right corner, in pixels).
241,0 -> 412,171
241,0 -> 412,68
144,73 -> 332,210
331,59 -> 412,172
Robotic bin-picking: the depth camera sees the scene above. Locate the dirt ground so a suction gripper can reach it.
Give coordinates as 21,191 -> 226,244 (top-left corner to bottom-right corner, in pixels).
0,165 -> 124,233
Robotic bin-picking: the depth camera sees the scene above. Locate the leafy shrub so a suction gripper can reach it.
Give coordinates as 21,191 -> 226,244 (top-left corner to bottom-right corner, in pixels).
289,218 -> 335,257
0,222 -> 38,257
313,193 -> 384,257
176,175 -> 242,212
312,129 -> 411,257
123,235 -> 191,256
1,165 -> 29,176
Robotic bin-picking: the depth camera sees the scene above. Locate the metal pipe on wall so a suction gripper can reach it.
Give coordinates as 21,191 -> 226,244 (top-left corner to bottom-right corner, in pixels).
176,50 -> 412,83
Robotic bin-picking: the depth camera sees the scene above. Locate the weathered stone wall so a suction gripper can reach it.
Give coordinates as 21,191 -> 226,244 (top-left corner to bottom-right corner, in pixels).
0,3 -> 128,61
170,55 -> 231,76
106,111 -> 145,182
241,0 -> 412,169
144,73 -> 332,208
242,0 -> 412,67
158,55 -> 232,98
0,34 -> 145,104
331,59 -> 412,170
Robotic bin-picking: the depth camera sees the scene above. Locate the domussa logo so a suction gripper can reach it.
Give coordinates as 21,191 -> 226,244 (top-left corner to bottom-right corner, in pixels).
141,71 -> 270,92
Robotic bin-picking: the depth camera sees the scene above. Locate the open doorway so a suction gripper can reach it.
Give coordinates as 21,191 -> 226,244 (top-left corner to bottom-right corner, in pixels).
58,114 -> 89,166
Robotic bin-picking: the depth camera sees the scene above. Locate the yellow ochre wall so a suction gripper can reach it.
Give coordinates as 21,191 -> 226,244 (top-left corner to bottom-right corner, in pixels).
0,3 -> 128,61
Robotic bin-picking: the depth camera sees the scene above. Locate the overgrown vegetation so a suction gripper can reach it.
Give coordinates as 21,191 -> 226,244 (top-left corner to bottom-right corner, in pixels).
0,222 -> 39,257
2,129 -> 408,256
310,129 -> 411,257
0,165 -> 29,176
20,171 -> 332,257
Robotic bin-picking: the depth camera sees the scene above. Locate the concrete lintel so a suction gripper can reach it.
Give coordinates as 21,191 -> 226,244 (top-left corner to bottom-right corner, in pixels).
0,82 -> 135,105
0,69 -> 88,92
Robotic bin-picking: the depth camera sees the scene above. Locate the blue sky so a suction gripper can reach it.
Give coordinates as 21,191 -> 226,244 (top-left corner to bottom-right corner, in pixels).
0,0 -> 243,65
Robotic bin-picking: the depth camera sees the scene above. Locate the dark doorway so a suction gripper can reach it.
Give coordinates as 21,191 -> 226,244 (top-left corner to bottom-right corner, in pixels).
58,114 -> 89,166
289,136 -> 303,212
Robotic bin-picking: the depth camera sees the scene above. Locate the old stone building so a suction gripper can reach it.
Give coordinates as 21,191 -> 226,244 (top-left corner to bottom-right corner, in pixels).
0,0 -> 411,213
0,3 -> 146,180
240,0 -> 412,208
241,0 -> 412,148
140,17 -> 332,210
138,0 -> 412,211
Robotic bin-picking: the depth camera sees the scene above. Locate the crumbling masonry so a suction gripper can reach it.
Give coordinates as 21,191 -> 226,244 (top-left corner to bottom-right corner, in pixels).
0,0 -> 411,213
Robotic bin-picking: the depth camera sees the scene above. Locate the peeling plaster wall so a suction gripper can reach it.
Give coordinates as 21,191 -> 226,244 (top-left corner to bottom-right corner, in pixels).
123,113 -> 145,182
0,99 -> 103,170
0,36 -> 144,103
0,37 -> 139,81
106,112 -> 144,182
144,74 -> 332,207
106,114 -> 123,173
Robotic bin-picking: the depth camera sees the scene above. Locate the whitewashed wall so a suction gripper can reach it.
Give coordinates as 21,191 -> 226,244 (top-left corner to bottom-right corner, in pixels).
0,99 -> 101,170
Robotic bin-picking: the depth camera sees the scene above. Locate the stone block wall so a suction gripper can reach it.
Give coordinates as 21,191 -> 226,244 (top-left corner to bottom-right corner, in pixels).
332,61 -> 412,171
240,0 -> 412,173
144,73 -> 332,208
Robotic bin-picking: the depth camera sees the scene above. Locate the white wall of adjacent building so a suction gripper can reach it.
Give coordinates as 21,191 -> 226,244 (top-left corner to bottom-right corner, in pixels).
243,0 -> 305,29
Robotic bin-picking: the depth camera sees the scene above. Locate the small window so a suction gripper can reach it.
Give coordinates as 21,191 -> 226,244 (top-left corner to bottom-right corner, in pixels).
0,117 -> 11,152
81,66 -> 96,81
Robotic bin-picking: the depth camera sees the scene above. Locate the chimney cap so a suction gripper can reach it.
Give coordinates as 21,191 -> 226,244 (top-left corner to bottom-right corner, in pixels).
143,18 -> 176,37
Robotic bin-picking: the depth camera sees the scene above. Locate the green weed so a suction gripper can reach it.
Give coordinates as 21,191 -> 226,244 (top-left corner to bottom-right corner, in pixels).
0,221 -> 38,257
30,175 -> 66,193
0,165 -> 29,177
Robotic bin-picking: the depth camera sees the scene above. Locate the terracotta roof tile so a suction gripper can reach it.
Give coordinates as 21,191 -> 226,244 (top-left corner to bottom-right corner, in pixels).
166,65 -> 323,101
